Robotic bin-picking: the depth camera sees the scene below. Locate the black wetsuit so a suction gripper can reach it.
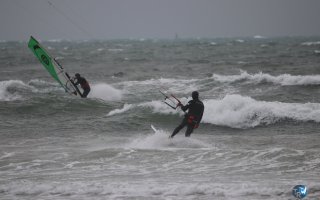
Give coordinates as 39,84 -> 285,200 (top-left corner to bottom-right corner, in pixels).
74,76 -> 90,98
170,98 -> 204,138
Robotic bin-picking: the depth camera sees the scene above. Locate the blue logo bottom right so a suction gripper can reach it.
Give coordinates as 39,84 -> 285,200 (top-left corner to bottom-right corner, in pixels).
292,185 -> 308,199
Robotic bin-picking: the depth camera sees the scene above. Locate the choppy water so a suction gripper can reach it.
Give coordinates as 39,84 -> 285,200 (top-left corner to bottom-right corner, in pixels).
1,37 -> 320,199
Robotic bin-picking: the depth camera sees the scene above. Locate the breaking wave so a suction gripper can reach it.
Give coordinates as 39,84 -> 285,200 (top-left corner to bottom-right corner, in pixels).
212,71 -> 320,86
107,94 -> 320,129
203,94 -> 320,128
301,41 -> 320,46
126,125 -> 212,150
0,80 -> 33,101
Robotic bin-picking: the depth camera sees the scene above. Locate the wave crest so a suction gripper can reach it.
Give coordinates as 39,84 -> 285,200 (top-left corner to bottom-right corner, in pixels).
0,80 -> 30,101
212,71 -> 320,86
203,94 -> 320,128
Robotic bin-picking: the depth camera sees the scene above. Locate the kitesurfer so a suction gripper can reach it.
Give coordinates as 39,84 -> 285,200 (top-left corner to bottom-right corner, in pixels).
74,73 -> 90,98
169,91 -> 204,138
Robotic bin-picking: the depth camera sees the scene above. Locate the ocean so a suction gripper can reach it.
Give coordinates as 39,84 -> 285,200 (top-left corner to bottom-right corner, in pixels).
1,36 -> 320,200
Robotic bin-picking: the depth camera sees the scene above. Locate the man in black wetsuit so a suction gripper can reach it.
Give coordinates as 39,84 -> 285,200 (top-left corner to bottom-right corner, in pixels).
74,73 -> 90,98
170,91 -> 204,138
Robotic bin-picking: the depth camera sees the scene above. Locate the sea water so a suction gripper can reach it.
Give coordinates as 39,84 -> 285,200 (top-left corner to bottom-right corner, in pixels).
1,37 -> 320,199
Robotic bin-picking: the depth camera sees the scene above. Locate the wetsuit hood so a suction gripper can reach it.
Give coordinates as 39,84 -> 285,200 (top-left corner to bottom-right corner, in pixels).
192,91 -> 199,100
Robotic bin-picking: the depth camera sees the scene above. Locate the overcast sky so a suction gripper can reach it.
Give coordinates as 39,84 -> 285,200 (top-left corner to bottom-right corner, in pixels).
1,0 -> 320,40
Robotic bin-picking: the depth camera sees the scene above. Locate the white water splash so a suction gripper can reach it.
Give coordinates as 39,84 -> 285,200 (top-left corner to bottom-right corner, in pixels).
89,83 -> 122,101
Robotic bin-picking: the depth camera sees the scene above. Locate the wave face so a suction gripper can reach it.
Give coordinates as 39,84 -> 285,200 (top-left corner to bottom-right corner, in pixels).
1,37 -> 320,200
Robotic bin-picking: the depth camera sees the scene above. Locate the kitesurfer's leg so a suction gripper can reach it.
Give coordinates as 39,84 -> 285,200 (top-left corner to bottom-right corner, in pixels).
82,88 -> 90,98
185,124 -> 194,137
170,118 -> 188,138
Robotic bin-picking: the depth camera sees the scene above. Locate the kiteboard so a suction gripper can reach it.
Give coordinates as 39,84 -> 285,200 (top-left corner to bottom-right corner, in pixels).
151,124 -> 173,139
151,124 -> 158,133
28,36 -> 81,97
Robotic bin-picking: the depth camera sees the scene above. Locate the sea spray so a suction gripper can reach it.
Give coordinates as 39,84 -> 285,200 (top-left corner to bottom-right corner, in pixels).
89,83 -> 122,101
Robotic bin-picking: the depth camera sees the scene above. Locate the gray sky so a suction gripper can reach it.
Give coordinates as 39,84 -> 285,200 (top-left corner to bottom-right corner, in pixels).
1,0 -> 320,40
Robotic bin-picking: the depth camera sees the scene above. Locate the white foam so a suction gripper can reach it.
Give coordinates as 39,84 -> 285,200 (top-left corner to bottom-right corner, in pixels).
0,152 -> 15,160
236,39 -> 245,43
126,127 -> 171,149
64,161 -> 81,169
27,79 -> 62,93
254,35 -> 266,39
212,70 -> 320,86
126,126 -> 211,150
107,104 -> 133,116
0,80 -> 27,101
301,41 -> 320,46
89,83 -> 122,101
28,79 -> 58,87
202,94 -> 320,128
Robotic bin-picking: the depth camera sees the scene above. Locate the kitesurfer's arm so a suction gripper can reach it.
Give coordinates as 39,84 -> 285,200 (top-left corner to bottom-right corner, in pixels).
180,100 -> 192,112
72,77 -> 79,85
